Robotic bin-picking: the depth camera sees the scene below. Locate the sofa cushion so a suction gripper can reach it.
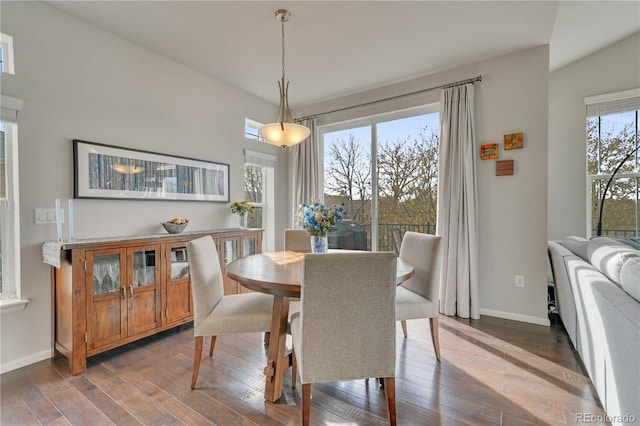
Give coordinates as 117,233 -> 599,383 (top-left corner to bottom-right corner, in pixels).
620,257 -> 640,302
560,236 -> 589,261
587,237 -> 640,285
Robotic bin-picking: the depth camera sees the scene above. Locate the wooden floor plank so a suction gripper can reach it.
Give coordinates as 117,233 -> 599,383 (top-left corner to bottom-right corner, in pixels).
82,364 -> 181,425
69,376 -> 142,425
20,362 -> 112,426
1,314 -> 607,425
0,371 -> 44,426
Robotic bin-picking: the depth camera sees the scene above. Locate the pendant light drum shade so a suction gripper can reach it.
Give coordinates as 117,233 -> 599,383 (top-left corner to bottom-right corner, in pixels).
258,9 -> 310,149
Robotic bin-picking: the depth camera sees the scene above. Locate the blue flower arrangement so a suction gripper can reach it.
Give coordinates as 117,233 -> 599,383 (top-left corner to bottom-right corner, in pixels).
296,201 -> 347,237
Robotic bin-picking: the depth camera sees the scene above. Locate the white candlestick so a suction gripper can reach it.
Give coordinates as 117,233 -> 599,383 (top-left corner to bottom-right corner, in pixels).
55,199 -> 63,241
68,199 -> 74,241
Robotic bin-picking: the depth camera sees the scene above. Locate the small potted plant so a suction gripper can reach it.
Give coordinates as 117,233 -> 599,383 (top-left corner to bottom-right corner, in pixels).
230,201 -> 256,229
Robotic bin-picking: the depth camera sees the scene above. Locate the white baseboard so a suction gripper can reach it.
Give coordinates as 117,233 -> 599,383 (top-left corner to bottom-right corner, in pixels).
480,308 -> 550,326
1,349 -> 52,374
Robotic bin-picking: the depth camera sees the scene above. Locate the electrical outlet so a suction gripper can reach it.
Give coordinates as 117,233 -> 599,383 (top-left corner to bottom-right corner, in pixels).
515,275 -> 525,288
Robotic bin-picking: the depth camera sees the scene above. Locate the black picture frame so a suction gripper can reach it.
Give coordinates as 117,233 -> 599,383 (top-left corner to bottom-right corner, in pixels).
73,139 -> 230,202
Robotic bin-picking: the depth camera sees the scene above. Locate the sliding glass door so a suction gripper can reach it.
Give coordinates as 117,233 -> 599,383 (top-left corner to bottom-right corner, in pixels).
321,105 -> 440,251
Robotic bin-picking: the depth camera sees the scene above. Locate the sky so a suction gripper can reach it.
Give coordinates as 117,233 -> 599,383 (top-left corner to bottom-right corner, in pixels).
322,111 -> 440,167
323,112 -> 439,149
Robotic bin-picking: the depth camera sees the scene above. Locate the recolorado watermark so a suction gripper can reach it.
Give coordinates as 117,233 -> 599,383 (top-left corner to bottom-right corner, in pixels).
576,413 -> 636,424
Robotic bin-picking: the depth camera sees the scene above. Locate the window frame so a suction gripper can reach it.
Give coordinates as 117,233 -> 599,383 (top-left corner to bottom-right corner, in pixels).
245,118 -> 266,143
1,32 -> 25,311
0,119 -> 25,312
0,33 -> 15,74
244,150 -> 276,252
585,89 -> 640,238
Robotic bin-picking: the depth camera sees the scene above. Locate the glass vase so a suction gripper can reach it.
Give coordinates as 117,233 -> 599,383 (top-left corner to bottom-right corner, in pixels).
310,235 -> 328,253
238,212 -> 247,229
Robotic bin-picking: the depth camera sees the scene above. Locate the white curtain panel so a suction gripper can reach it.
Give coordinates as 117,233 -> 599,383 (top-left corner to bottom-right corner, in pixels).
437,83 -> 480,319
292,118 -> 321,226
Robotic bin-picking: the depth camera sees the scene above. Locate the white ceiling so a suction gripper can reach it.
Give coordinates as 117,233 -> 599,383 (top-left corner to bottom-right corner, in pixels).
45,1 -> 640,109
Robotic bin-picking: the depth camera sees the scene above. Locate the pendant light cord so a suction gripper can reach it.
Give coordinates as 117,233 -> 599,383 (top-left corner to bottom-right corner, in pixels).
281,19 -> 286,81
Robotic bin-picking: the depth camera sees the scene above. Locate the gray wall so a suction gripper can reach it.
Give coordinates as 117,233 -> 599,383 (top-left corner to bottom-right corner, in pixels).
297,45 -> 551,325
548,32 -> 640,240
0,1 -> 288,372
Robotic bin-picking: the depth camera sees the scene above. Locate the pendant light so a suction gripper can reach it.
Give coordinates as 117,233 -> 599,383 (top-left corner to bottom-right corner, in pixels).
258,9 -> 310,149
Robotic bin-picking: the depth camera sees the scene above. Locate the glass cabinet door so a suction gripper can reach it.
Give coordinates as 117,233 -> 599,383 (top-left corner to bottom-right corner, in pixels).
170,247 -> 189,280
221,237 -> 239,294
126,245 -> 160,336
242,237 -> 256,257
87,248 -> 126,350
92,253 -> 121,296
224,239 -> 238,265
165,244 -> 192,324
132,249 -> 156,288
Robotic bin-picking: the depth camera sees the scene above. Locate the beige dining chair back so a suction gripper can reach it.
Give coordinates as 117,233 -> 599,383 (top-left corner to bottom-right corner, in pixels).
284,229 -> 311,252
395,231 -> 442,361
290,252 -> 398,425
186,236 -> 274,389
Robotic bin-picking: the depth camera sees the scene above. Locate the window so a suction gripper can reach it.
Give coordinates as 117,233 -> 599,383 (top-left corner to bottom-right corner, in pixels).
1,31 -> 24,309
0,33 -> 15,74
586,89 -> 640,238
0,119 -> 22,305
245,118 -> 265,143
244,150 -> 276,251
321,105 -> 440,251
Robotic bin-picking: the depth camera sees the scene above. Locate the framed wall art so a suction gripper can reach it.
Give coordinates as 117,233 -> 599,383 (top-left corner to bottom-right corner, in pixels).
496,159 -> 514,176
73,139 -> 230,202
480,143 -> 499,160
504,132 -> 523,150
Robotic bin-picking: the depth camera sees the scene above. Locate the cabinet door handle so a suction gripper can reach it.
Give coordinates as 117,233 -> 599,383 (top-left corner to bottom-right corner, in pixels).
129,285 -> 134,297
121,287 -> 126,300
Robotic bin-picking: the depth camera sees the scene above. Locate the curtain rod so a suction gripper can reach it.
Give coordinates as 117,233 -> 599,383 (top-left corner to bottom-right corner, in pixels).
296,75 -> 482,122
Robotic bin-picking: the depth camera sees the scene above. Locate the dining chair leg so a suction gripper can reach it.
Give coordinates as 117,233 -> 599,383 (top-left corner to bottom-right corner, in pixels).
191,336 -> 204,389
209,336 -> 217,357
429,317 -> 441,362
383,377 -> 397,426
401,320 -> 408,337
302,383 -> 311,426
291,350 -> 297,388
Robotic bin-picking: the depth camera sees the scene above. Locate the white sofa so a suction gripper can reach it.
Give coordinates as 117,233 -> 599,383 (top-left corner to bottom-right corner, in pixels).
548,236 -> 640,425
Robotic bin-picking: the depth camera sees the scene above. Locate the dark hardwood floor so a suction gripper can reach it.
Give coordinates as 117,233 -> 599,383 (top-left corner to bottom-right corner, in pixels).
1,315 -> 607,425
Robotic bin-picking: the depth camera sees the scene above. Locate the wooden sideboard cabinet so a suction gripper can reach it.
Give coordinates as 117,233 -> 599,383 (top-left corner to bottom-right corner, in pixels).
48,228 -> 263,375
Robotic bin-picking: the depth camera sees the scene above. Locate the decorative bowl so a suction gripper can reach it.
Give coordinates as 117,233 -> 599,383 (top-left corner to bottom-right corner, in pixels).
162,221 -> 188,234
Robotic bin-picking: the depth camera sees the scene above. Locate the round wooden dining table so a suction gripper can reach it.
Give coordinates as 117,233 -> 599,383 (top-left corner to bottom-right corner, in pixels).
225,250 -> 415,403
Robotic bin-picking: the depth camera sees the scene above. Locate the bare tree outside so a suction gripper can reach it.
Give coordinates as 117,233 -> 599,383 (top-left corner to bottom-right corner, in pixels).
324,134 -> 371,224
243,164 -> 263,228
377,125 -> 439,226
244,164 -> 263,203
323,115 -> 440,250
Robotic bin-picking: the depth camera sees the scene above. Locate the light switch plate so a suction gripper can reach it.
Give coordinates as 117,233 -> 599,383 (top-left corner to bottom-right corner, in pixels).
35,208 -> 63,224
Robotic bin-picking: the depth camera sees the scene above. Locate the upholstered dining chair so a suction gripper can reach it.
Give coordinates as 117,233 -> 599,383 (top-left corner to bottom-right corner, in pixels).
395,231 -> 443,361
186,236 -> 274,389
290,252 -> 398,425
284,229 -> 311,252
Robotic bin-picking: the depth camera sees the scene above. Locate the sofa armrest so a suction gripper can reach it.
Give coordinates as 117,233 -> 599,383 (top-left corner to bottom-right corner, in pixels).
548,241 -> 579,347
